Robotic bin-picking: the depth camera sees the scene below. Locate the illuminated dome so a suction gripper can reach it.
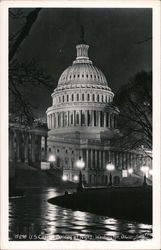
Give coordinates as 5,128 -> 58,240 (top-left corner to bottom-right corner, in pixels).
58,44 -> 108,87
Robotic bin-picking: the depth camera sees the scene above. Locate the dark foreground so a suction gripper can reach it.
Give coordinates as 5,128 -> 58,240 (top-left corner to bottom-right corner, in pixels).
9,187 -> 152,241
48,186 -> 152,225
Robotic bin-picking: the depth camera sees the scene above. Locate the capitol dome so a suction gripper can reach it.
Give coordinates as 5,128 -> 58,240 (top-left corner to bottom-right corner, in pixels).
58,43 -> 108,87
47,41 -> 117,134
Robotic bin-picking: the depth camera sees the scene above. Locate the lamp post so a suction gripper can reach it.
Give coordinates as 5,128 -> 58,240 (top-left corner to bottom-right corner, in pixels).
76,156 -> 85,192
141,165 -> 149,187
106,163 -> 115,187
48,155 -> 56,169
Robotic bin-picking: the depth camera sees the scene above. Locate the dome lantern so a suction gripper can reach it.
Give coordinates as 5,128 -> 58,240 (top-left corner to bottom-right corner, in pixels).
76,44 -> 89,60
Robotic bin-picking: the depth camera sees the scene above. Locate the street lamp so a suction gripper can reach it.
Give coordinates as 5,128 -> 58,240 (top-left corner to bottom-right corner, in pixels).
62,175 -> 68,181
141,165 -> 149,187
48,155 -> 56,168
76,156 -> 85,192
149,169 -> 153,176
73,175 -> 79,182
106,163 -> 115,187
128,168 -> 133,176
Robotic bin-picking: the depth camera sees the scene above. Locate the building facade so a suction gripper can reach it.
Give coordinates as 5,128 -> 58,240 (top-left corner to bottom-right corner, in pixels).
9,117 -> 48,177
46,41 -> 152,185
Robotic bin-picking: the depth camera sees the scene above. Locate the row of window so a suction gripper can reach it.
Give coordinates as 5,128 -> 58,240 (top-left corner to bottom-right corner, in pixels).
48,147 -> 74,154
54,93 -> 112,104
61,73 -> 104,81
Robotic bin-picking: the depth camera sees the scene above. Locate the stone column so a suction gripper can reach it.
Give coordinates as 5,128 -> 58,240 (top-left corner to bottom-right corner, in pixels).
104,113 -> 107,127
66,111 -> 68,127
60,112 -> 62,127
31,133 -> 35,163
99,150 -> 102,169
95,150 -> 97,169
103,151 -> 105,169
86,149 -> 89,170
108,113 -> 111,128
73,111 -> 76,126
91,110 -> 94,127
91,149 -> 93,169
24,132 -> 29,163
16,131 -> 20,162
44,136 -> 47,161
79,110 -> 82,126
52,114 -> 54,129
85,110 -> 88,126
56,113 -> 58,128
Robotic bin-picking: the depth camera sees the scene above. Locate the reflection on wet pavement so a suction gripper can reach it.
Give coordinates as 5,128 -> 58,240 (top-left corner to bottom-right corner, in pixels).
9,187 -> 152,241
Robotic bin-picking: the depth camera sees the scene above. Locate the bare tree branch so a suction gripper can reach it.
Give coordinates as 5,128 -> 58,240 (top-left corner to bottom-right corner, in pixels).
9,8 -> 41,62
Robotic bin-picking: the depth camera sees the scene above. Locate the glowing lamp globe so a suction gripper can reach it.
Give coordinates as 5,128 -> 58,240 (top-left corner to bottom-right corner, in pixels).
74,175 -> 78,181
106,163 -> 115,171
128,168 -> 133,175
76,159 -> 85,169
48,155 -> 56,162
149,169 -> 153,176
62,175 -> 68,181
141,166 -> 149,173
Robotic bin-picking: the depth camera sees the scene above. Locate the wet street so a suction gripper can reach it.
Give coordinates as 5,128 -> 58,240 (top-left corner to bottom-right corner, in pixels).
9,187 -> 152,241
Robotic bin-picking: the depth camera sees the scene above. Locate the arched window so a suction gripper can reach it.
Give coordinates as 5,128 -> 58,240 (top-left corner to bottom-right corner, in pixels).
82,93 -> 84,101
87,94 -> 90,101
67,95 -> 69,102
92,94 -> 95,102
72,94 -> 74,101
77,93 -> 79,101
59,96 -> 61,103
97,95 -> 99,102
62,95 -> 64,102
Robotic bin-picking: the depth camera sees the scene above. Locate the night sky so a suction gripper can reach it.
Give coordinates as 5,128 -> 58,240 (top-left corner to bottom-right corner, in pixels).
10,8 -> 152,118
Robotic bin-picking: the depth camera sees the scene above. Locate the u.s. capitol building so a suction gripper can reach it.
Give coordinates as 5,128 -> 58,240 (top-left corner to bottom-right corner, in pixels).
46,39 -> 151,185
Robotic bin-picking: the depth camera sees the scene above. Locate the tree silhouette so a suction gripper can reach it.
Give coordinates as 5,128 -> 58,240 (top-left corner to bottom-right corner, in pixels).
9,8 -> 53,124
112,71 -> 152,157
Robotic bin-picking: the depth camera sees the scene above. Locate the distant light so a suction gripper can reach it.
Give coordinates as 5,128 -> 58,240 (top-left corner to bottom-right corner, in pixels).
149,169 -> 153,175
76,158 -> 85,169
106,163 -> 115,171
122,170 -> 128,178
48,155 -> 56,162
128,168 -> 133,175
141,166 -> 149,173
74,175 -> 78,181
62,175 -> 67,181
